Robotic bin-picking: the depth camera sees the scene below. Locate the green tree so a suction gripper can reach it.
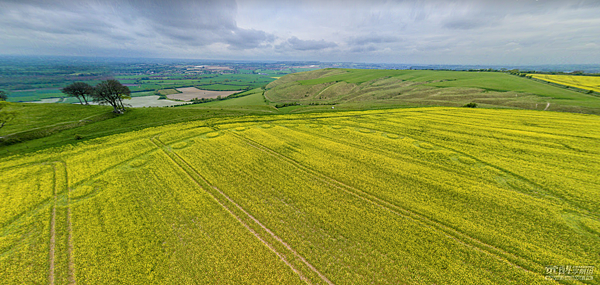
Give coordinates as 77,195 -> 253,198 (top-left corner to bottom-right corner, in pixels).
61,82 -> 94,105
93,79 -> 131,114
0,101 -> 16,129
0,90 -> 8,101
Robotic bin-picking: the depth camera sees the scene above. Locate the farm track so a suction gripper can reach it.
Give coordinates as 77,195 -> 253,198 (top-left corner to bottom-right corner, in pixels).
230,131 -> 549,280
151,136 -> 333,285
52,161 -> 76,285
49,164 -> 58,285
1,149 -> 153,263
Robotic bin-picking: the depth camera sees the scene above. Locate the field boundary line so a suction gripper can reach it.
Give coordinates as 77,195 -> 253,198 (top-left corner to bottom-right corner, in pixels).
151,136 -> 332,285
231,132 -> 551,279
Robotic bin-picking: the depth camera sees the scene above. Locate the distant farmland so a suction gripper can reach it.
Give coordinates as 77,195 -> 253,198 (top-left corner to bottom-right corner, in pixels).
168,87 -> 241,101
2,107 -> 598,284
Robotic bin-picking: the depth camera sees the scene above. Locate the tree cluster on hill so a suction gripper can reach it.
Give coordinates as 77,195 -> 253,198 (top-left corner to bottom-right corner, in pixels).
61,79 -> 131,114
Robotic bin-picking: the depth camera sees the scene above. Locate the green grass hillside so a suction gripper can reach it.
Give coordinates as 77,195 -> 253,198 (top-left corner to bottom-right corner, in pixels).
265,69 -> 600,114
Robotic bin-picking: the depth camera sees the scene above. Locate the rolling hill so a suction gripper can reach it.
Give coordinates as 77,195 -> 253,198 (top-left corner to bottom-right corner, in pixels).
265,69 -> 600,114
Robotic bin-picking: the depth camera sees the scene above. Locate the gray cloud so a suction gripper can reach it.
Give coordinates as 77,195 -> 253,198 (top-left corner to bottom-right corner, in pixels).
347,34 -> 400,46
350,45 -> 378,53
0,0 -> 275,55
0,0 -> 599,64
277,37 -> 338,51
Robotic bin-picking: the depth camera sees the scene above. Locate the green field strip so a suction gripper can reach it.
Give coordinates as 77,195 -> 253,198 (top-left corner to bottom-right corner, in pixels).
229,131 -> 548,279
151,136 -> 326,284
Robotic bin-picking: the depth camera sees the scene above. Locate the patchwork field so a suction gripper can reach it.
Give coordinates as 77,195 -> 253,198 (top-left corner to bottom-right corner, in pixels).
169,87 -> 241,101
1,107 -> 599,284
529,74 -> 600,93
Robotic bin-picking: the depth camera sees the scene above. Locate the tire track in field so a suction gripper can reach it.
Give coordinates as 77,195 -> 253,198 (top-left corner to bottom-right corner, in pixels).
230,132 -> 549,280
64,162 -> 76,285
151,136 -> 332,285
49,164 -> 58,285
53,161 -> 76,285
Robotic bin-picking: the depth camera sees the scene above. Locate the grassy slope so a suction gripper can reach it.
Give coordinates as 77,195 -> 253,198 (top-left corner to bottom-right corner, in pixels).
0,102 -> 276,158
266,69 -> 600,114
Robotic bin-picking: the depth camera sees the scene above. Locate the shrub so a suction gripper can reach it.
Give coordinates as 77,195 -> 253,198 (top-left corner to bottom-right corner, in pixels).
463,102 -> 477,108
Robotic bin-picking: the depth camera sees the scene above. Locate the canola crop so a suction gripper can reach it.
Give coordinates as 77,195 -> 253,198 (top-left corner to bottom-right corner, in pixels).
1,107 -> 599,284
530,74 -> 600,93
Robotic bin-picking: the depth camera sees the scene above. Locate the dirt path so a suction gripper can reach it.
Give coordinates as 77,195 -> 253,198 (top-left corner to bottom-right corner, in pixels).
231,132 -> 547,278
314,83 -> 337,99
151,136 -> 332,285
544,102 -> 551,111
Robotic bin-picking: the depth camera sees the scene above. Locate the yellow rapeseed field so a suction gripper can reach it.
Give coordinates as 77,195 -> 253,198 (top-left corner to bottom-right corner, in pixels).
1,107 -> 599,284
530,74 -> 600,93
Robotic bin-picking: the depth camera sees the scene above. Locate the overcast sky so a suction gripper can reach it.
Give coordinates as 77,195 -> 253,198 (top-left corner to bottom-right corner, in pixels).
1,0 -> 599,65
